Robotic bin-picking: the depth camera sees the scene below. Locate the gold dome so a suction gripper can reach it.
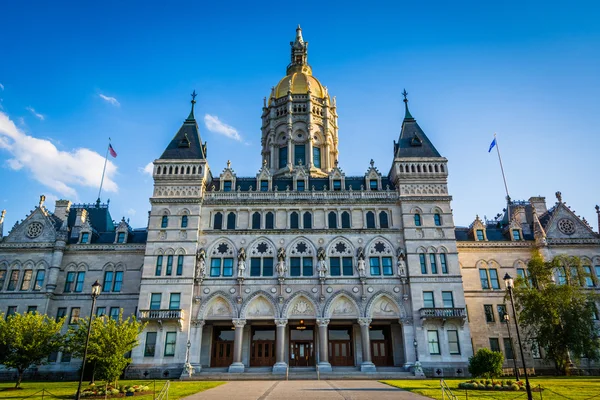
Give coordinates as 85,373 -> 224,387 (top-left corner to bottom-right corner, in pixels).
274,71 -> 327,99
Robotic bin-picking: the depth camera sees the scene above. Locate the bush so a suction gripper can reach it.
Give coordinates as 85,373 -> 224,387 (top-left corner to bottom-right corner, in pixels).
511,384 -> 520,391
468,348 -> 504,378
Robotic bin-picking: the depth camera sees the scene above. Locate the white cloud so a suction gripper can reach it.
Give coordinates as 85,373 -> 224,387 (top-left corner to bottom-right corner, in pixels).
140,162 -> 153,176
99,94 -> 120,107
126,208 -> 136,216
0,111 -> 118,198
204,114 -> 242,141
0,83 -> 4,90
26,106 -> 45,121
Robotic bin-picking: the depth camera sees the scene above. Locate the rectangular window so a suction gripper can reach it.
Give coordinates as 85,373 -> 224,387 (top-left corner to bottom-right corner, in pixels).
369,257 -> 381,275
155,255 -> 163,276
382,257 -> 393,276
503,338 -> 514,359
279,147 -> 288,169
7,270 -> 19,291
442,291 -> 454,308
489,338 -> 500,353
250,258 -> 261,277
297,180 -> 305,192
150,293 -> 161,310
103,271 -> 114,292
223,258 -> 234,277
48,351 -> 58,363
497,305 -> 507,322
250,258 -> 272,277
33,270 -> 45,291
330,258 -> 341,276
64,272 -> 75,292
110,307 -> 120,320
303,258 -> 313,276
20,270 -> 33,291
0,270 -> 6,290
223,181 -> 232,192
313,147 -> 321,168
169,293 -> 181,310
166,255 -> 173,276
423,291 -> 435,308
557,267 -> 567,285
6,306 -> 17,318
448,330 -> 460,355
342,257 -> 353,276
74,272 -> 85,292
161,216 -> 168,228
290,257 -> 301,277
479,269 -> 490,289
489,269 -> 500,289
117,232 -> 126,243
294,144 -> 305,165
484,305 -> 495,322
333,180 -> 342,191
56,307 -> 67,322
440,253 -> 448,274
512,230 -> 521,240
262,258 -> 273,277
589,302 -> 599,320
181,215 -> 188,228
144,332 -> 157,357
583,266 -> 594,287
260,180 -> 269,192
27,306 -> 37,314
164,332 -> 177,356
96,307 -> 106,317
595,266 -> 600,284
69,307 -> 81,324
81,232 -> 89,243
210,259 -> 221,277
113,271 -> 123,292
429,254 -> 438,274
176,255 -> 184,276
420,254 -> 427,274
427,330 -> 440,354
476,229 -> 484,241
61,352 -> 72,363
531,341 -> 541,359
369,179 -> 378,190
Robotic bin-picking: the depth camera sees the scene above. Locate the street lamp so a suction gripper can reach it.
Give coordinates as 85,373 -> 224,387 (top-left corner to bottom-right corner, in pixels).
504,273 -> 532,400
76,280 -> 102,400
413,339 -> 418,362
503,313 -> 520,381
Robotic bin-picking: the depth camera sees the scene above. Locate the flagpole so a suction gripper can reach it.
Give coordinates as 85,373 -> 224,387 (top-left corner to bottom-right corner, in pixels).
97,138 -> 110,204
494,132 -> 512,216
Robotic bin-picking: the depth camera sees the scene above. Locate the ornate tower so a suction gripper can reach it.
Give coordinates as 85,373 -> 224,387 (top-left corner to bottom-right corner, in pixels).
261,26 -> 339,177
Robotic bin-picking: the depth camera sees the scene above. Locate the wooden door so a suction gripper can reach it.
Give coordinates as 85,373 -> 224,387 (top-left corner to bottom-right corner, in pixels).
371,340 -> 392,366
211,341 -> 233,367
250,340 -> 276,367
329,340 -> 354,366
290,341 -> 314,367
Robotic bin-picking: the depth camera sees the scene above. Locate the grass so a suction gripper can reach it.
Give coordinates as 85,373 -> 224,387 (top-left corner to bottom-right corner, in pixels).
382,377 -> 600,400
0,380 -> 224,400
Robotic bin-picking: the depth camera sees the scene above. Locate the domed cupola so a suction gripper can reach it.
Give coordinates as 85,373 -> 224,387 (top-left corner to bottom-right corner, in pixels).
261,25 -> 339,178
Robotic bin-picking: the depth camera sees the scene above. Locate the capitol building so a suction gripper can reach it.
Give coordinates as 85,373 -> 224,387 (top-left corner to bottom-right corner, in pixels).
1,27 -> 599,379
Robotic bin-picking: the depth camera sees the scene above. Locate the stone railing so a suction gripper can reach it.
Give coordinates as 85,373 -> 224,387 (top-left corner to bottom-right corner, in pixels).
419,308 -> 466,319
138,309 -> 183,321
204,189 -> 398,202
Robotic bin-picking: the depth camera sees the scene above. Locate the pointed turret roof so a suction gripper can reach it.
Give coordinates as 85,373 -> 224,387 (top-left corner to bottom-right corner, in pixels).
394,90 -> 441,158
160,91 -> 206,160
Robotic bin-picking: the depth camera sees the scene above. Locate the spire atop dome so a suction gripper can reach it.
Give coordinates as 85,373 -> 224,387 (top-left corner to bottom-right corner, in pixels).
287,25 -> 311,75
295,24 -> 304,44
402,89 -> 414,120
187,90 -> 197,121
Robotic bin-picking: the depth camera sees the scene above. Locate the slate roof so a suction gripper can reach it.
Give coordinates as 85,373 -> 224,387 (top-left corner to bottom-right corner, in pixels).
394,101 -> 441,158
159,111 -> 206,160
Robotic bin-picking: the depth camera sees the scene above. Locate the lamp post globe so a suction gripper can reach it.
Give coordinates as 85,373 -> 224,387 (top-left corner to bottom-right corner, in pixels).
76,280 -> 101,400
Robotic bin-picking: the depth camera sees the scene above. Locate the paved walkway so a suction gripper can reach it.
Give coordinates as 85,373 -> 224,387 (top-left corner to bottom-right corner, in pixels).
184,380 -> 429,400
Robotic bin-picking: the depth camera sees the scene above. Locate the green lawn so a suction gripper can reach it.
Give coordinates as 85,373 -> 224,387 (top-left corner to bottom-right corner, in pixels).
0,380 -> 224,400
382,377 -> 600,400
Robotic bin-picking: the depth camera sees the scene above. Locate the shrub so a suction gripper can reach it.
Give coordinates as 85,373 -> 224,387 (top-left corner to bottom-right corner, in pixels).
468,348 -> 504,378
511,384 -> 520,391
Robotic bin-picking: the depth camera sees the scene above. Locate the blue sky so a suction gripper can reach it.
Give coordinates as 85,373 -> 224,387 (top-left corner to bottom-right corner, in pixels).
1,1 -> 599,232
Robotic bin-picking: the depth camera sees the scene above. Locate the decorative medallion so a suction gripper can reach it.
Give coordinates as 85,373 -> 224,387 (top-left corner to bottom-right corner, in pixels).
352,287 -> 359,293
393,287 -> 400,293
159,231 -> 167,240
311,287 -> 318,293
285,287 -> 292,293
245,288 -> 251,294
557,218 -> 576,235
326,287 -> 333,293
26,222 -> 44,238
270,287 -> 277,293
229,288 -> 236,294
203,288 -> 210,294
367,287 -> 374,293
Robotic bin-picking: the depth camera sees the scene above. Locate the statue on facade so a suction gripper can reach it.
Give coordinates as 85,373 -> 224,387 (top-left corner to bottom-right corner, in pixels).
397,247 -> 407,277
357,247 -> 366,277
277,247 -> 287,276
195,248 -> 206,279
317,247 -> 327,278
237,247 -> 247,278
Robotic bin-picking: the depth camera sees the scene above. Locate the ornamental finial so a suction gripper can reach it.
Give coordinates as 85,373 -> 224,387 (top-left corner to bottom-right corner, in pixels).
187,90 -> 197,120
555,191 -> 562,203
402,88 -> 413,119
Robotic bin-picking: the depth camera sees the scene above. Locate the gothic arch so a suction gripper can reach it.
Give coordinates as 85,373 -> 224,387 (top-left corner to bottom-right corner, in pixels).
240,290 -> 278,320
475,259 -> 488,269
410,206 -> 423,214
364,236 -> 395,257
207,237 -> 238,258
366,291 -> 404,319
178,208 -> 191,215
324,291 -> 361,319
487,259 -> 501,269
326,236 -> 355,257
282,291 -> 320,319
175,248 -> 187,255
165,248 -> 175,256
159,208 -> 171,216
198,291 -> 237,320
437,246 -> 449,254
154,248 -> 165,255
247,236 -> 277,258
513,260 -> 527,269
286,236 -> 316,257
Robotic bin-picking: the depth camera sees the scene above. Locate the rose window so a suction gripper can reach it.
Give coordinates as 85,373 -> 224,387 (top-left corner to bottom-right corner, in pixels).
26,222 -> 44,238
557,219 -> 576,235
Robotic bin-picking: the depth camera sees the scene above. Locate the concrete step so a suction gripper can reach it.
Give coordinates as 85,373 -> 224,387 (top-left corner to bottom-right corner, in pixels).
182,369 -> 416,381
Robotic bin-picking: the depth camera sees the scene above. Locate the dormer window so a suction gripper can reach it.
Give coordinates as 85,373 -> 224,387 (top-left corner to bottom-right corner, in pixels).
333,180 -> 342,191
117,232 -> 126,244
512,229 -> 521,241
476,229 -> 484,241
81,232 -> 89,244
161,216 -> 168,228
297,180 -> 305,192
260,180 -> 269,192
369,179 -> 378,190
414,214 -> 422,227
223,181 -> 232,192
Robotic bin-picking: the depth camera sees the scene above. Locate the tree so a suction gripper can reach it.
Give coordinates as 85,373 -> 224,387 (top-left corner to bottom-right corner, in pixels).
511,251 -> 600,374
0,312 -> 65,388
68,310 -> 145,385
468,348 -> 504,378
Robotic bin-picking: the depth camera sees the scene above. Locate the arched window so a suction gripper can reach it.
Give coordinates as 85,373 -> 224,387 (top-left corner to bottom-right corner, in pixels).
249,240 -> 275,277
379,211 -> 389,228
174,166 -> 179,174
265,212 -> 274,229
368,240 -> 393,276
303,212 -> 312,229
366,211 -> 375,228
434,213 -> 441,226
192,166 -> 197,174
414,213 -> 422,226
169,166 -> 173,174
226,212 -> 236,230
210,242 -> 234,277
186,166 -> 190,174
440,253 -> 448,274
279,147 -> 288,169
252,212 -> 261,230
156,166 -> 161,175
329,239 -> 354,276
289,240 -> 314,277
341,211 -> 350,228
161,215 -> 168,228
290,212 -> 299,229
181,215 -> 188,228
213,212 -> 223,230
328,212 -> 337,229
419,253 -> 427,274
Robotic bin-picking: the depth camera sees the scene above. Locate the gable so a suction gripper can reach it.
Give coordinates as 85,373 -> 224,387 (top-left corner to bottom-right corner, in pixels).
4,208 -> 58,243
544,204 -> 597,240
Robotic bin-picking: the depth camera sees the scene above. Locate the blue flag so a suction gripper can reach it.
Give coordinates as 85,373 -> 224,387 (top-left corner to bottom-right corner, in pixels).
488,138 -> 496,153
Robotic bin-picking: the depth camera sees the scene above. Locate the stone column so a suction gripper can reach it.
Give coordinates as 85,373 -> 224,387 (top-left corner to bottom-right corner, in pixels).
228,319 -> 246,373
270,143 -> 276,171
358,318 -> 376,372
287,134 -> 293,167
46,240 -> 66,292
308,135 -> 314,169
316,319 -> 332,372
273,319 -> 288,373
190,320 -> 205,371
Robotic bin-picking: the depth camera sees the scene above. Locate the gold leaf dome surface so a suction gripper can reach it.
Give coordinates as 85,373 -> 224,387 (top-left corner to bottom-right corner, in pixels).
274,71 -> 327,99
